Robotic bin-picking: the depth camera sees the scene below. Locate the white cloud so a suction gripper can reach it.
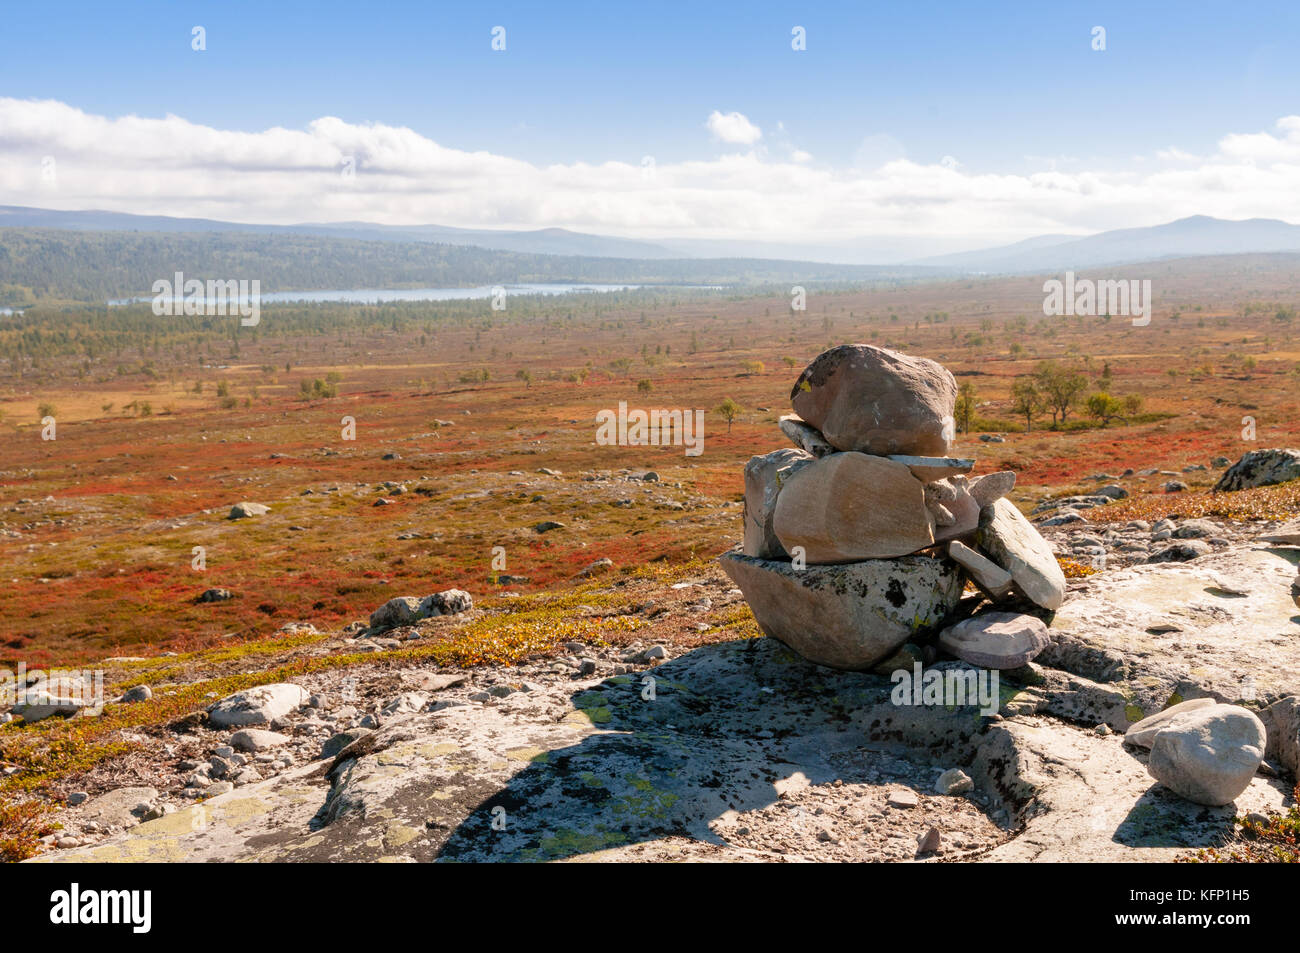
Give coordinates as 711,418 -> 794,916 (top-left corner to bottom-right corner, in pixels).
4,99 -> 1300,245
706,110 -> 762,146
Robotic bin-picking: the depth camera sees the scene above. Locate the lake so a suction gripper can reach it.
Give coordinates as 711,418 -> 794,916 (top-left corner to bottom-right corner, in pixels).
106,282 -> 719,308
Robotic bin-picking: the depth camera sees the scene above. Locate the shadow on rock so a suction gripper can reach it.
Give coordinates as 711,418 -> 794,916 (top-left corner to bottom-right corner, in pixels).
430,639 -> 997,862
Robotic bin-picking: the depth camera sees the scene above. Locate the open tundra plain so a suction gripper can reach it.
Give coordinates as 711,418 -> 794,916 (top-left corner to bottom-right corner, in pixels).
2,254 -> 1299,862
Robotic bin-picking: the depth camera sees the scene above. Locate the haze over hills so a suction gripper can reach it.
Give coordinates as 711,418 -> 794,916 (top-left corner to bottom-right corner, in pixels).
908,216 -> 1300,273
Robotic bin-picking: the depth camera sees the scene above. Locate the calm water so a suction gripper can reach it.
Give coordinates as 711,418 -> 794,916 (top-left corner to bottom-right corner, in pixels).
106,282 -> 716,307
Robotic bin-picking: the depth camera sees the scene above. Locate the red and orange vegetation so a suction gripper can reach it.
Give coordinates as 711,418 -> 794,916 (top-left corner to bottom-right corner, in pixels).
1,254 -> 1298,666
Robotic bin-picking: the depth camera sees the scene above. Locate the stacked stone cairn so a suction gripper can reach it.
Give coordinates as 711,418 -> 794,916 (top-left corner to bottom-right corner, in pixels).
721,344 -> 1066,672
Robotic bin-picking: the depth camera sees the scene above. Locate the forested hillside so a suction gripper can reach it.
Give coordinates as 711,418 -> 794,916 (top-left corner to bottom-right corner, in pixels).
0,228 -> 926,304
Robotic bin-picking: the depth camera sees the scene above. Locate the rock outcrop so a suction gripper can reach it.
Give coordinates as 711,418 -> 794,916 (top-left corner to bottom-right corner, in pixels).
36,635 -> 1293,864
1213,448 -> 1300,491
368,589 -> 474,631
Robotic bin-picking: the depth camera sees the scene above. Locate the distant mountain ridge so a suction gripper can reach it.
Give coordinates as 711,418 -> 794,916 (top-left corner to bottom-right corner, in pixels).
0,206 -> 682,260
908,216 -> 1300,273
4,207 -> 1300,275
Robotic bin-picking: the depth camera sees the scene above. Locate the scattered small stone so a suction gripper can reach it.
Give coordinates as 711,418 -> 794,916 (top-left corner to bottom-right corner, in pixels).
887,789 -> 920,809
935,768 -> 973,795
121,685 -> 152,703
916,827 -> 941,853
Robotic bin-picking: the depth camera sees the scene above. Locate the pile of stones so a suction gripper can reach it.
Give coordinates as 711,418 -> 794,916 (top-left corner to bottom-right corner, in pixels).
721,344 -> 1066,671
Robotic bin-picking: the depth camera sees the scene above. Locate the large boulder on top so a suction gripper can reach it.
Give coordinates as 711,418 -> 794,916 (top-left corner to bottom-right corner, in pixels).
1213,448 -> 1300,491
772,452 -> 934,563
742,448 -> 815,559
719,550 -> 962,670
789,345 -> 958,457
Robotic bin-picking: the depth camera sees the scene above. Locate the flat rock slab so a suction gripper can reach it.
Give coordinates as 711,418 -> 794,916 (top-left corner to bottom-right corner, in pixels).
1260,519 -> 1300,545
720,550 -> 962,669
777,415 -> 834,458
68,787 -> 160,828
1036,545 -> 1300,725
947,540 -> 1013,598
38,639 -> 1288,865
230,728 -> 292,752
887,454 -> 975,483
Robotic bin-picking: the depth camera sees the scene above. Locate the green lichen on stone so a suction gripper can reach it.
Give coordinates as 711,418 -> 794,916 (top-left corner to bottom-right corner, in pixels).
505,746 -> 550,763
536,827 -> 628,858
611,773 -> 680,819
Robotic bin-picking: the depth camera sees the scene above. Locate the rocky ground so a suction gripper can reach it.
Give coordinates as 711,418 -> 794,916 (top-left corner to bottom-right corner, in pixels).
17,508 -> 1298,864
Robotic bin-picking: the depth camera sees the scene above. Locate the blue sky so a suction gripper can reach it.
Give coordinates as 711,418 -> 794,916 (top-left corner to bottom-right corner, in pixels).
6,0 -> 1298,169
2,1 -> 1300,250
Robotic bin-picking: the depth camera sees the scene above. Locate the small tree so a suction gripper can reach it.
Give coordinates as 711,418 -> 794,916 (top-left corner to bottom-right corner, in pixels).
636,378 -> 653,395
1085,392 -> 1123,427
515,369 -> 533,388
955,381 -> 978,434
1010,378 -> 1042,433
715,397 -> 742,433
1035,360 -> 1088,427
